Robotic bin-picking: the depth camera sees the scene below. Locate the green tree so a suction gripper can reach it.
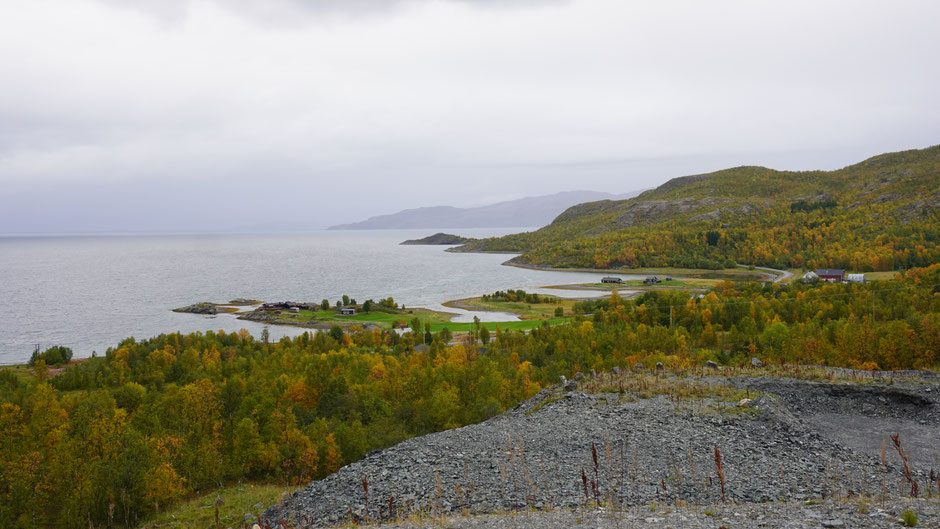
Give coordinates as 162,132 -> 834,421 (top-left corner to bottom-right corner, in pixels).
329,325 -> 344,341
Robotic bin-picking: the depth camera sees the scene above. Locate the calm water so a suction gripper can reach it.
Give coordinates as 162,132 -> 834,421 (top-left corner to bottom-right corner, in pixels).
0,230 -> 641,364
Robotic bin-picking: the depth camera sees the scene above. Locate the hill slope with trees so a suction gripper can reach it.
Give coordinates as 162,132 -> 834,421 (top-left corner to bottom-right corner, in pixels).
456,146 -> 940,271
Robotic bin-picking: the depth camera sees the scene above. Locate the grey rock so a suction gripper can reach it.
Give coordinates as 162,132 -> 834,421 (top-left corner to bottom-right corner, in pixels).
655,362 -> 664,372
262,371 -> 940,528
589,369 -> 597,379
574,372 -> 583,381
751,357 -> 764,368
705,360 -> 719,370
611,366 -> 621,375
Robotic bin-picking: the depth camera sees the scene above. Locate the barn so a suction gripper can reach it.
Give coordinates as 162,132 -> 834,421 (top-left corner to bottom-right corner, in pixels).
815,269 -> 845,282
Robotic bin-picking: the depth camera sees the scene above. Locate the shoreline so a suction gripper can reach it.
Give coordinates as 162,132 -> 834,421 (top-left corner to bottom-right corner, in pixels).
500,258 -> 776,281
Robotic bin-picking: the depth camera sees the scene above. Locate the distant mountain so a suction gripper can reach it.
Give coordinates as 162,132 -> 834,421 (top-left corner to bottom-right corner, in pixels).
456,145 -> 940,271
327,190 -> 641,230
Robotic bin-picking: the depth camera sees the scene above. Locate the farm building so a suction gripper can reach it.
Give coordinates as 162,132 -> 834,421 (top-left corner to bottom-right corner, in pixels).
601,277 -> 623,284
339,307 -> 356,316
815,269 -> 845,282
847,273 -> 866,283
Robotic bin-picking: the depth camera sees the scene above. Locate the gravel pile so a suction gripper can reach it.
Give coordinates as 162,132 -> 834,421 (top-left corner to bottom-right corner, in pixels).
263,373 -> 939,528
379,498 -> 939,529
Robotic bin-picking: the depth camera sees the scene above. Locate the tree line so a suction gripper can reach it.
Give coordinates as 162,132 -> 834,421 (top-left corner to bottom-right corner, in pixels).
1,265 -> 938,527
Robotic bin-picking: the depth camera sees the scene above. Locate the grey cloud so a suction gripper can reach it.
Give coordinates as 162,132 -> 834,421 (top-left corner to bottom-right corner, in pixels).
97,0 -> 567,25
0,0 -> 938,234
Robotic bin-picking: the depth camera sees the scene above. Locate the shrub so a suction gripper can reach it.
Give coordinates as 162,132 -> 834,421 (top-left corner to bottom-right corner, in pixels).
902,509 -> 917,527
29,345 -> 73,366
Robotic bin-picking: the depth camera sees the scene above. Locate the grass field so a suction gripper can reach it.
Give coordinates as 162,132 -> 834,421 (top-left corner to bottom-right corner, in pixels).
0,365 -> 35,384
139,483 -> 291,529
426,317 -> 570,333
445,296 -> 579,320
247,307 -> 456,328
605,266 -> 766,281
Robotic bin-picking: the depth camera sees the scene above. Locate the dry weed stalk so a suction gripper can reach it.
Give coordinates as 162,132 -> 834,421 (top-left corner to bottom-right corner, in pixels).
881,439 -> 887,509
362,476 -> 369,523
500,462 -> 508,510
890,433 -> 918,497
433,472 -> 444,520
688,444 -> 696,505
581,468 -> 589,502
591,442 -> 600,504
713,444 -> 726,504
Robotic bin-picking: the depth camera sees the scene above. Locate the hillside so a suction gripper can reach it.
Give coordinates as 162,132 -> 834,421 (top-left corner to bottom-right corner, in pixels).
327,190 -> 641,230
456,146 -> 940,271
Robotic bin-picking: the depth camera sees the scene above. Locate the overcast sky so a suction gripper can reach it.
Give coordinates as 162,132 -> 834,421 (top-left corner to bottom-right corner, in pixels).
1,0 -> 937,233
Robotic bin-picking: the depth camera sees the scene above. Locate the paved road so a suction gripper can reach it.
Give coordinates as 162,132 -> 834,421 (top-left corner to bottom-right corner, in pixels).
751,265 -> 793,283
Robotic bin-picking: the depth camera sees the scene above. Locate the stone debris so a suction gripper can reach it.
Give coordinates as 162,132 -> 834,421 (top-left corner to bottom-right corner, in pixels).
263,373 -> 938,528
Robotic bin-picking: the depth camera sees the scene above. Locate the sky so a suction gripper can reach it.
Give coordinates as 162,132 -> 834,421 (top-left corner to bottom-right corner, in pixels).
0,0 -> 938,233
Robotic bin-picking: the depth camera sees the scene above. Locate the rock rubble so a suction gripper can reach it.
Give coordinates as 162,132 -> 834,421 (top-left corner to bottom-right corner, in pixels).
263,373 -> 938,528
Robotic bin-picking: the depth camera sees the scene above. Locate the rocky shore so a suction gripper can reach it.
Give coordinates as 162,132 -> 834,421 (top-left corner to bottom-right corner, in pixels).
263,369 -> 939,528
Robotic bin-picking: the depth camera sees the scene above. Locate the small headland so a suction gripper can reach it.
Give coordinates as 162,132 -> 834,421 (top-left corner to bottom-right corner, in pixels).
172,299 -> 260,315
400,232 -> 477,245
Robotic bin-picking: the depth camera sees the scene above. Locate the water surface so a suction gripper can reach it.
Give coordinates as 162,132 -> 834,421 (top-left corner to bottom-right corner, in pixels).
0,230 -> 641,363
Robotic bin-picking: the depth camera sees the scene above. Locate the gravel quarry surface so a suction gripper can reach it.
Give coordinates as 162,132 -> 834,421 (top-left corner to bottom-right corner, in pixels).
377,498 -> 939,529
263,370 -> 939,528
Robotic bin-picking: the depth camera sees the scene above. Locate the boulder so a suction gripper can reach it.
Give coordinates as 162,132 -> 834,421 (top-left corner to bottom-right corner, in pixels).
655,362 -> 664,372
589,369 -> 597,379
705,360 -> 719,370
751,357 -> 764,368
559,375 -> 568,387
611,366 -> 621,375
634,363 -> 645,371
574,371 -> 583,381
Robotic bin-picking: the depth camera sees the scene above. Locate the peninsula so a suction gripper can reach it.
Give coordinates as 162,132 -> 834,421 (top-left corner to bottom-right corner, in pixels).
400,232 -> 476,245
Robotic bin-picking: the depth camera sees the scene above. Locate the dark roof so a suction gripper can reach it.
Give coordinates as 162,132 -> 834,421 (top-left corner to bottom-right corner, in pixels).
815,269 -> 845,276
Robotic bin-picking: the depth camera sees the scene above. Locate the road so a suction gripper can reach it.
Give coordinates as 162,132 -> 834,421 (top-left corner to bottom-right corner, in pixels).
750,265 -> 794,283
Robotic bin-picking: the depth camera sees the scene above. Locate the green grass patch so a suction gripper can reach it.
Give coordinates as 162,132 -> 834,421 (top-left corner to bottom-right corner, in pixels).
428,317 -> 571,333
446,296 -> 578,320
621,278 -> 692,287
139,483 -> 289,529
1,365 -> 36,384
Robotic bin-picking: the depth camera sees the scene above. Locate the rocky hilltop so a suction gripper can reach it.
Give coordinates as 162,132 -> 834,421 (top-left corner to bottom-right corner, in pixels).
263,368 -> 939,528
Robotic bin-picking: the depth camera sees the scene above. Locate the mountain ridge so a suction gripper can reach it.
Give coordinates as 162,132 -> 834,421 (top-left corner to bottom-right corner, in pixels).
327,190 -> 642,230
455,145 -> 940,271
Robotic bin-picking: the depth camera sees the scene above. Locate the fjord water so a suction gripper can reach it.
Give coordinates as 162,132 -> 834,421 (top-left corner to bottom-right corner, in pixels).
0,230 -> 634,364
